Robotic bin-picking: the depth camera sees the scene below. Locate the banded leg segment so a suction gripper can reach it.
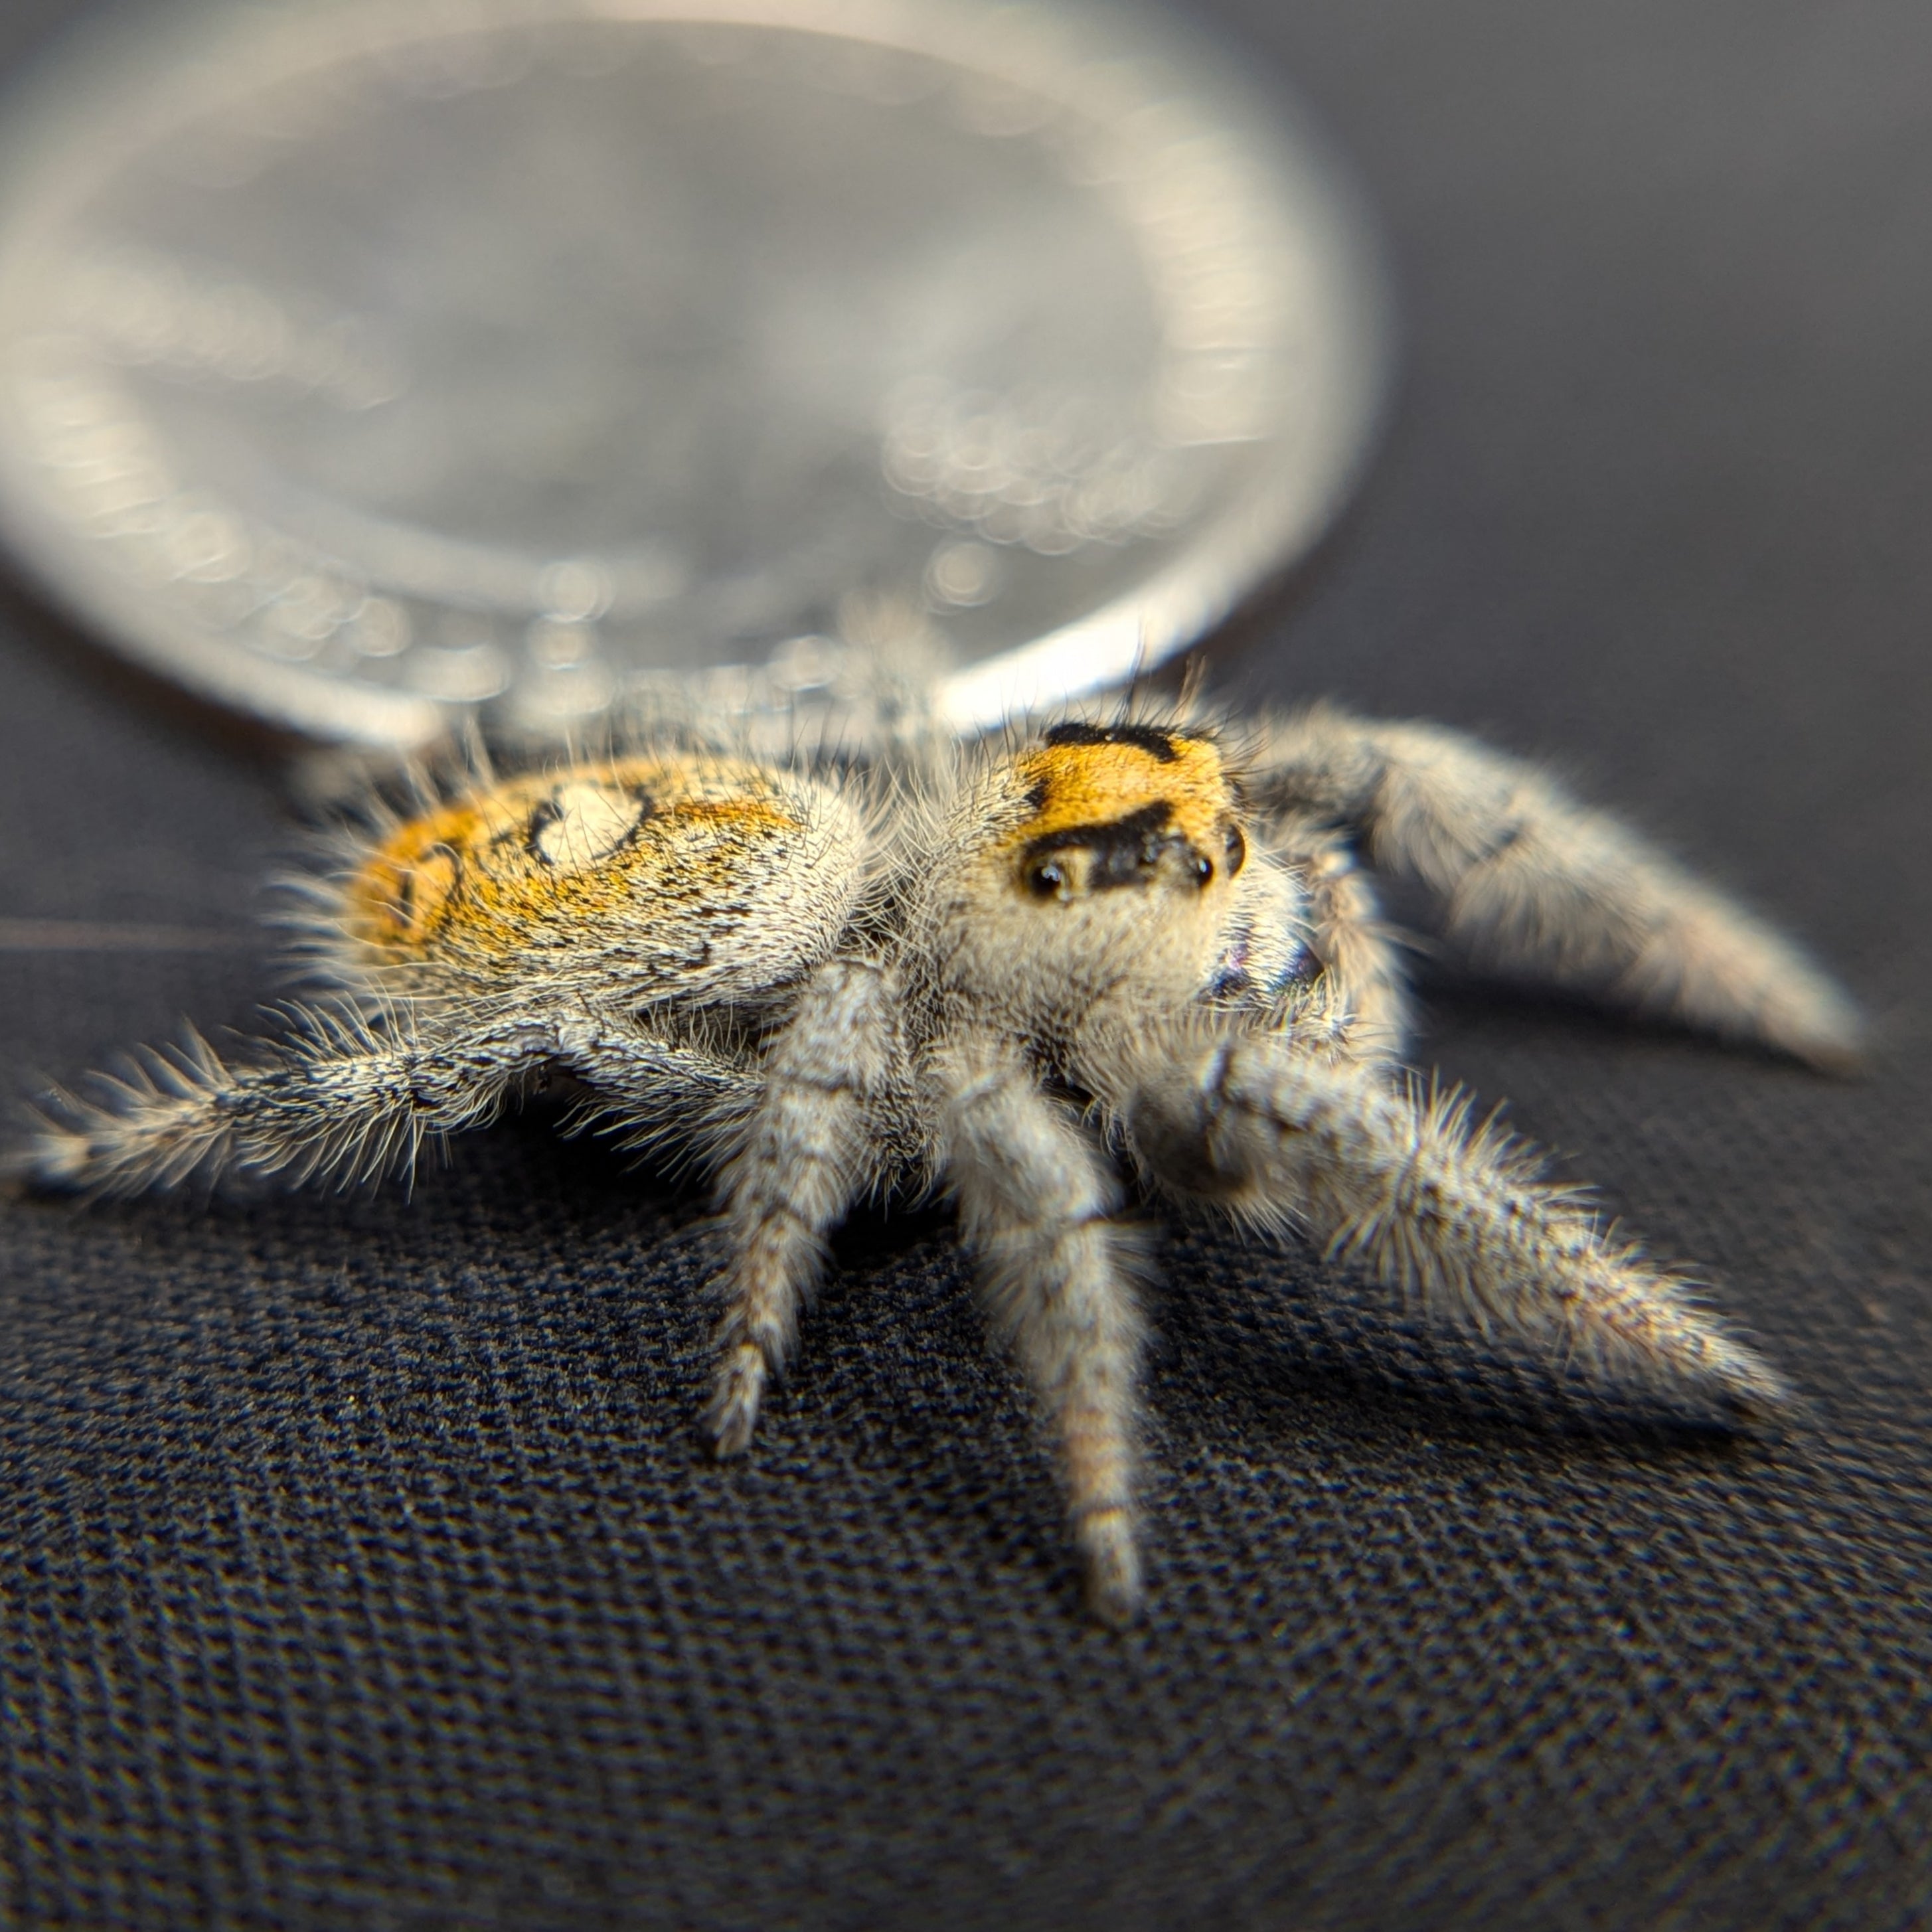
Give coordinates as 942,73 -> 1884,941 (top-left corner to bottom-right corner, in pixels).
21,1008 -> 555,1194
1248,705 -> 1863,1068
1119,1030 -> 1791,1421
704,959 -> 897,1457
931,1031 -> 1147,1626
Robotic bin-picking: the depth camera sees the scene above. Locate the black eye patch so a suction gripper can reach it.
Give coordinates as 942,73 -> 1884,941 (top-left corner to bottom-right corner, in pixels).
1020,801 -> 1182,891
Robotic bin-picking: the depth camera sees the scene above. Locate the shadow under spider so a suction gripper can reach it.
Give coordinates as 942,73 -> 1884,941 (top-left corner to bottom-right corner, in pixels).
1144,1214 -> 1792,1468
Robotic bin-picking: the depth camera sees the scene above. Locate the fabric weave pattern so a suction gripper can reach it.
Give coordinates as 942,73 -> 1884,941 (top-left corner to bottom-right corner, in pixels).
1,0 -> 1929,1925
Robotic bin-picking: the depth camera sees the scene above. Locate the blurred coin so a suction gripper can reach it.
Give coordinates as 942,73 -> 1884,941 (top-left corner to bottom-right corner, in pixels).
0,0 -> 1390,747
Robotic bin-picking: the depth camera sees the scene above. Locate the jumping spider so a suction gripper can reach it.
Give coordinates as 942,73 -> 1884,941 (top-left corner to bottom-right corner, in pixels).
19,692 -> 1862,1624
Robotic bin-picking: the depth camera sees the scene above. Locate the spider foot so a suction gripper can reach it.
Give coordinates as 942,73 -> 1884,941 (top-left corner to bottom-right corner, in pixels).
1076,1506 -> 1144,1629
1755,976 -> 1868,1076
1678,1328 -> 1795,1428
706,1343 -> 768,1458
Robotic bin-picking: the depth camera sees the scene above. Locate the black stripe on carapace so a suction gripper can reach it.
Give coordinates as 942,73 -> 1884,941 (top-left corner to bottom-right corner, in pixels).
1022,799 -> 1215,894
1040,721 -> 1182,763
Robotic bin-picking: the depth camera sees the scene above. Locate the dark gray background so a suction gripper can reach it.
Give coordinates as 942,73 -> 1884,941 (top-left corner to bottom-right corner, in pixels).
1,3 -> 1928,1928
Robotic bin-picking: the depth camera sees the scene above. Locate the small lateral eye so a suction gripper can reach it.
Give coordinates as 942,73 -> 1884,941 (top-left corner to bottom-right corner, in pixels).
1028,860 -> 1065,898
1194,855 -> 1215,886
1223,821 -> 1248,876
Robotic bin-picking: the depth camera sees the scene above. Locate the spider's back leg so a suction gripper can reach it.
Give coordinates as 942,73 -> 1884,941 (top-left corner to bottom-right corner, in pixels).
704,957 -> 901,1456
19,1006 -> 546,1196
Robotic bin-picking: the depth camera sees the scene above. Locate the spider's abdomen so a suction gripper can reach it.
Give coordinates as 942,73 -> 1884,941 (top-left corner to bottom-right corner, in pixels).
341,756 -> 864,1007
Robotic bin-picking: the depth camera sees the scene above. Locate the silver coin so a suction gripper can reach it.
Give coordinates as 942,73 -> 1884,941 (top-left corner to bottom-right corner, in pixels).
0,0 -> 1389,747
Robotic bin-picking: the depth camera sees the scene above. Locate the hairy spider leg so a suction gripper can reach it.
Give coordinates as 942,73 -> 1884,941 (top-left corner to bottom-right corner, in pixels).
706,958 -> 900,1455
933,1030 -> 1148,1627
1247,705 -> 1864,1069
23,1009 -> 750,1196
1267,809 -> 1411,1063
1110,1022 -> 1791,1420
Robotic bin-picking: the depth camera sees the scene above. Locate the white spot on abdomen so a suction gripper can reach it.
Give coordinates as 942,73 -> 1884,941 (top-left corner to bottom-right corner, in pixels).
532,781 -> 647,871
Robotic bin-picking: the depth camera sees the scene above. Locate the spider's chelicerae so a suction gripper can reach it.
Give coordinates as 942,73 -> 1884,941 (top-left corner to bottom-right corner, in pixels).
21,689 -> 1862,1624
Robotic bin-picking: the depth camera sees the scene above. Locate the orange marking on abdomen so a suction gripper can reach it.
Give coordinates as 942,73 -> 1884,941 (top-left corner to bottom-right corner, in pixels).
344,758 -> 803,965
665,796 -> 799,833
349,806 -> 485,949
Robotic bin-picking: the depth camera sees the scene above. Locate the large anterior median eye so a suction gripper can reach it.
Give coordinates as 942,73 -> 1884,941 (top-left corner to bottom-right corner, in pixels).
1018,797 -> 1240,900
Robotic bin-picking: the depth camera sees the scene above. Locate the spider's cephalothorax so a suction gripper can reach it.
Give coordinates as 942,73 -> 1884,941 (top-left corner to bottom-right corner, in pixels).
20,700 -> 1864,1624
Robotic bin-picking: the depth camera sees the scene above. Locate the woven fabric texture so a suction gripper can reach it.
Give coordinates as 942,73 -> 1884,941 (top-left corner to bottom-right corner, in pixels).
1,1 -> 1928,1927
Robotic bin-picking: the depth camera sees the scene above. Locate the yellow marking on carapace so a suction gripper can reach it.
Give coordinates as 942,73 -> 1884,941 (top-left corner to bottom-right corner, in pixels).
347,758 -> 801,963
1006,733 -> 1232,856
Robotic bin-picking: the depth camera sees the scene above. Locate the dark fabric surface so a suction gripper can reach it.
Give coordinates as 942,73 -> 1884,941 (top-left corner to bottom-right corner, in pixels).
2,1 -> 1929,1927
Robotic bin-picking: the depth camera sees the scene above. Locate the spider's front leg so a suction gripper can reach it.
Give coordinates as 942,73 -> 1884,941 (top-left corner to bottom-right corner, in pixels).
702,958 -> 898,1456
1246,705 -> 1863,1069
1267,809 -> 1409,1064
1109,1024 -> 1791,1422
929,1030 -> 1147,1627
